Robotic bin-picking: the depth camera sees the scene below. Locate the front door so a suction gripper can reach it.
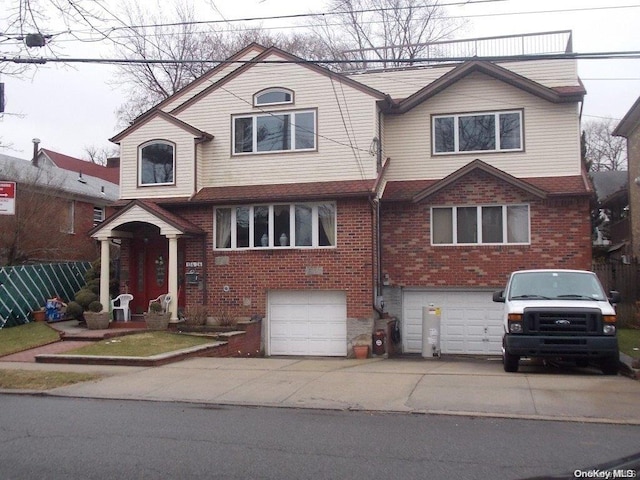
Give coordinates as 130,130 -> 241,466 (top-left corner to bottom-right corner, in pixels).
130,236 -> 168,314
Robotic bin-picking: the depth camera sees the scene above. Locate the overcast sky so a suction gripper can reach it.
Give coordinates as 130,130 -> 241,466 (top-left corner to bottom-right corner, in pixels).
1,0 -> 639,160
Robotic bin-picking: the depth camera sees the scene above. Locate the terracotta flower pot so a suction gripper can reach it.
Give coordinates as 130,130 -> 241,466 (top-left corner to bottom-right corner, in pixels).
353,344 -> 369,359
32,310 -> 46,323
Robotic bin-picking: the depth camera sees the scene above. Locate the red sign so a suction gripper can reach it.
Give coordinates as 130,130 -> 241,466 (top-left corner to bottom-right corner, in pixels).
0,181 -> 16,215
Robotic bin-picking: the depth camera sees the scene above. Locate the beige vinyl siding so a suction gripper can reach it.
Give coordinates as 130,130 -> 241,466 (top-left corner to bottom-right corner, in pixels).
383,71 -> 581,181
162,47 -> 264,113
350,59 -> 579,100
119,116 -> 197,200
176,58 -> 380,188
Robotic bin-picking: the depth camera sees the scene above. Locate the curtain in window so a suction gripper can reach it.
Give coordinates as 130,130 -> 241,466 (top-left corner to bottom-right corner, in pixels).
295,205 -> 313,246
482,206 -> 503,243
216,209 -> 232,248
507,206 -> 529,243
456,207 -> 477,243
432,208 -> 453,244
318,204 -> 336,246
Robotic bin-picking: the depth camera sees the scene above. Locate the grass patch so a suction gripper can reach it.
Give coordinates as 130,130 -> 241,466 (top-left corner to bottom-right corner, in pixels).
66,332 -> 216,357
618,328 -> 640,359
0,370 -> 102,390
0,322 -> 60,357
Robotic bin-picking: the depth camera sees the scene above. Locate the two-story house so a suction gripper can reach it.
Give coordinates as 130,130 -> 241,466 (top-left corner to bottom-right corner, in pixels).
92,31 -> 591,357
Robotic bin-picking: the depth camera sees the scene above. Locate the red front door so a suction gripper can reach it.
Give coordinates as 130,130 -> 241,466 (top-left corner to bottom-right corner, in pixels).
130,236 -> 168,314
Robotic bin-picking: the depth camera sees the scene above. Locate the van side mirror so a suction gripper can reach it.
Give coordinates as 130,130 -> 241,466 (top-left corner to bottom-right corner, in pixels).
493,291 -> 505,303
609,291 -> 621,304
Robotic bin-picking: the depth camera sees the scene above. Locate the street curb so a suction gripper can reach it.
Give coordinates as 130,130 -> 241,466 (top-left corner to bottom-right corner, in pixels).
619,352 -> 640,380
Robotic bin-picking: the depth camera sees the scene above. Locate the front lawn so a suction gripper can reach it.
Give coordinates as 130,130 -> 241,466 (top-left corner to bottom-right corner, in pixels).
618,328 -> 640,359
66,332 -> 216,357
0,370 -> 101,390
0,322 -> 60,357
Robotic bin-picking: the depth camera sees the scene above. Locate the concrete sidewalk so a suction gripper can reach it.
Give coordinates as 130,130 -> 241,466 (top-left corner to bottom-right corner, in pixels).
3,356 -> 640,425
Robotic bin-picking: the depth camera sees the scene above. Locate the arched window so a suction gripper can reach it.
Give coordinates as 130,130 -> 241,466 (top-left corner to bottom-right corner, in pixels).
139,141 -> 175,186
253,88 -> 293,107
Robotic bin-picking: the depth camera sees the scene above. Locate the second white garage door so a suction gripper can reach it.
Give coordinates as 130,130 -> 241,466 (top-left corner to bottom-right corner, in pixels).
269,290 -> 347,356
403,290 -> 503,355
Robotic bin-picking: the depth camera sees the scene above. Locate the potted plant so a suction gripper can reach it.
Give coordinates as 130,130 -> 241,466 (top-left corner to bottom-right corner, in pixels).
32,308 -> 46,323
84,301 -> 110,330
352,334 -> 370,359
145,301 -> 170,330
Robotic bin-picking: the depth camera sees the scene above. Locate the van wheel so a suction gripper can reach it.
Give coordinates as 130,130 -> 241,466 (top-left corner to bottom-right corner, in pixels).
600,355 -> 618,376
503,350 -> 520,372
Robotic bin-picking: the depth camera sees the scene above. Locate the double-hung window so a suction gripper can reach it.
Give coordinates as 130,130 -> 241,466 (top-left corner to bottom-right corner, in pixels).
215,203 -> 336,249
431,205 -> 529,245
233,110 -> 316,154
433,110 -> 523,154
139,140 -> 175,186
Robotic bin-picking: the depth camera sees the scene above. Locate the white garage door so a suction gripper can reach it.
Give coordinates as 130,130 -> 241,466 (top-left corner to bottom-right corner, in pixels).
269,290 -> 347,356
403,290 -> 503,355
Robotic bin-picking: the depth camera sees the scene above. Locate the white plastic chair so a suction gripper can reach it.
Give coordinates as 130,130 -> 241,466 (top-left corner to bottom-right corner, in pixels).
111,294 -> 133,322
148,294 -> 172,313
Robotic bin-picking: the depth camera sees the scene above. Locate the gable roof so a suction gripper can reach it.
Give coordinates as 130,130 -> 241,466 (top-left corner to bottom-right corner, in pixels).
109,109 -> 214,144
383,60 -> 586,114
170,45 -> 388,115
40,149 -> 120,184
613,96 -> 640,138
0,152 -> 119,203
89,199 -> 204,237
412,159 -> 548,203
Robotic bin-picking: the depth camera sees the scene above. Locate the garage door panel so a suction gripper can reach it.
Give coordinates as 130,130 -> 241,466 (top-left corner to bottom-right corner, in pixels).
269,290 -> 347,357
403,291 -> 502,355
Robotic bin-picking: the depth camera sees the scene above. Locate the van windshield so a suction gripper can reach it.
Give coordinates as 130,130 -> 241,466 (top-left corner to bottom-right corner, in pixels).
508,271 -> 607,301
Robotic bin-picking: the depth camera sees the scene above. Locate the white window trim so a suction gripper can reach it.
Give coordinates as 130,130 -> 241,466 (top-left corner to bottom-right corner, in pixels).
232,110 -> 317,155
432,110 -> 523,155
431,204 -> 530,246
93,206 -> 105,227
214,202 -> 336,250
138,140 -> 176,187
253,87 -> 294,107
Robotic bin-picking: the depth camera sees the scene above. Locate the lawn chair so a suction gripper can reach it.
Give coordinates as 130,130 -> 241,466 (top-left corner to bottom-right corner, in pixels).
111,294 -> 134,322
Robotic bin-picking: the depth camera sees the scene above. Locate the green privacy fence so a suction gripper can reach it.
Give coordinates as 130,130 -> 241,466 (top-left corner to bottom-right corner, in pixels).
0,262 -> 91,329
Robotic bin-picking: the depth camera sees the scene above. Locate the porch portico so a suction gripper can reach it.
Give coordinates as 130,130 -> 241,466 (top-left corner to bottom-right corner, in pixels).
90,200 -> 204,321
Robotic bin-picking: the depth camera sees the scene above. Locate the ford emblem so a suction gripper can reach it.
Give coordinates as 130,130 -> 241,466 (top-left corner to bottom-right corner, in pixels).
555,319 -> 571,325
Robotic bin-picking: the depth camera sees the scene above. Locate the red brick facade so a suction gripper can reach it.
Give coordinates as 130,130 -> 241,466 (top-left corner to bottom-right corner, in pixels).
119,198 -> 377,321
381,171 -> 592,289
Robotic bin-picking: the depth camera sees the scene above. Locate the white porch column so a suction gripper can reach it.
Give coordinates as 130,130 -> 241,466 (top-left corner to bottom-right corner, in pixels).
168,235 -> 179,321
99,239 -> 110,312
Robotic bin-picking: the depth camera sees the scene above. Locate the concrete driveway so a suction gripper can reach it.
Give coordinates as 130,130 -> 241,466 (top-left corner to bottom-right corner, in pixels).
12,355 -> 638,425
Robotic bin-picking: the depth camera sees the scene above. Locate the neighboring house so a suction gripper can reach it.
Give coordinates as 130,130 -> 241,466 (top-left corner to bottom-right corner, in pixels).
613,96 -> 640,261
92,31 -> 592,357
36,148 -> 120,184
0,153 -> 119,265
589,170 -> 629,259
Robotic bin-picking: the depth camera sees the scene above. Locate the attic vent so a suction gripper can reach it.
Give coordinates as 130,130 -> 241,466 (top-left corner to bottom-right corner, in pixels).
77,172 -> 87,184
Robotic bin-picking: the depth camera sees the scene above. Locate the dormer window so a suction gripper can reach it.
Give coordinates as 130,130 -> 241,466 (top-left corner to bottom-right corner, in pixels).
139,140 -> 175,186
254,88 -> 293,107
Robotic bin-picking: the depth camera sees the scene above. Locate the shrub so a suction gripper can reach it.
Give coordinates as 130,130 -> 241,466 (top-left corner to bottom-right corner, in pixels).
87,301 -> 103,313
75,289 -> 98,309
184,305 -> 208,326
66,301 -> 84,319
149,301 -> 163,313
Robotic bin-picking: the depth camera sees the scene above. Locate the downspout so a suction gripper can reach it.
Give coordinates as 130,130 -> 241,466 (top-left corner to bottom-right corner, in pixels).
369,195 -> 383,316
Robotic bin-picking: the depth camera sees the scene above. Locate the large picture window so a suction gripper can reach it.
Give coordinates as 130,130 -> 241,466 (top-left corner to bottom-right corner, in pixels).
215,202 -> 336,249
431,205 -> 529,245
139,141 -> 175,186
233,110 -> 316,154
433,111 -> 523,154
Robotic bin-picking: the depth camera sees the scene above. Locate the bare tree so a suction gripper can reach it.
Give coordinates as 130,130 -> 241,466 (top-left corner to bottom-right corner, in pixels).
83,144 -> 119,165
306,0 -> 463,70
583,118 -> 627,172
0,162 -> 98,265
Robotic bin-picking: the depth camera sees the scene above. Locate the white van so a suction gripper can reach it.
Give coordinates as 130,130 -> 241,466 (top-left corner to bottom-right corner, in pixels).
493,269 -> 620,375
